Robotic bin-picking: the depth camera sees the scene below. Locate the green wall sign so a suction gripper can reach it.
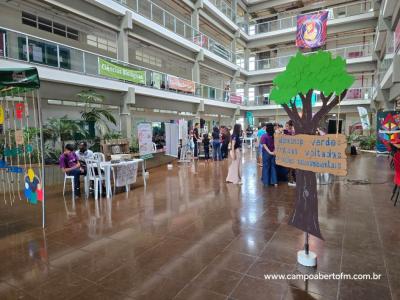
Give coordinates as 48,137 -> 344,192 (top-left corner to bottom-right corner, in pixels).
98,58 -> 146,84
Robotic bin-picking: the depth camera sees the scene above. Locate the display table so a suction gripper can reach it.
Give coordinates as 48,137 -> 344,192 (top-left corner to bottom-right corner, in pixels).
100,159 -> 146,198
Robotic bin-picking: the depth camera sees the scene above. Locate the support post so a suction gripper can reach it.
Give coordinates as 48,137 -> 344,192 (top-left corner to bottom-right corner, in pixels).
120,87 -> 135,139
117,11 -> 132,62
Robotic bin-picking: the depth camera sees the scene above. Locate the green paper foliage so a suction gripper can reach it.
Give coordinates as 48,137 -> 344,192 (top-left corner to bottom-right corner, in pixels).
270,51 -> 354,105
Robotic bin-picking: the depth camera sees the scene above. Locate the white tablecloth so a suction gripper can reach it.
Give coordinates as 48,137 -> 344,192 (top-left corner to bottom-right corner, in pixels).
100,159 -> 146,198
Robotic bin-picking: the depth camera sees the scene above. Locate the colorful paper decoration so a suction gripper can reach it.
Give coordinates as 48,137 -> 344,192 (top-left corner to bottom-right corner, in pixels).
296,11 -> 328,49
15,103 -> 24,119
0,106 -> 4,124
24,168 -> 43,204
15,129 -> 24,145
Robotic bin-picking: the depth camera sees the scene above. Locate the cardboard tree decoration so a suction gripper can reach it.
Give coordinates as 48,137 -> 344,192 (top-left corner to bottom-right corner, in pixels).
270,51 -> 354,239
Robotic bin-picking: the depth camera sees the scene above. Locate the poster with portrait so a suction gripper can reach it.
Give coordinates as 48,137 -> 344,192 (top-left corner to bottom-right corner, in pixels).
296,11 -> 328,49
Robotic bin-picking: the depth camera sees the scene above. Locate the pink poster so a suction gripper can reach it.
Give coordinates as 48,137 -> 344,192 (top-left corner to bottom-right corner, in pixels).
230,94 -> 242,104
167,76 -> 195,93
395,22 -> 400,53
0,32 -> 4,57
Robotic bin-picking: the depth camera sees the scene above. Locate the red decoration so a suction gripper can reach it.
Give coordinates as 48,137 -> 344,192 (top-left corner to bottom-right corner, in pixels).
15,103 -> 24,119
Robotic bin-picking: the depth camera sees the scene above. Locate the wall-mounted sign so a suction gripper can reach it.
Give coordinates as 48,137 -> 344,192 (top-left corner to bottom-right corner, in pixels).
98,58 -> 146,84
395,22 -> 400,53
296,11 -> 328,49
167,76 -> 195,93
230,94 -> 242,104
0,31 -> 4,57
275,134 -> 347,176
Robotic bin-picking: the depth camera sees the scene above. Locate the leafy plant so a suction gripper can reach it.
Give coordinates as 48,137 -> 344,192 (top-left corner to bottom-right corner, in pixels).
358,134 -> 376,150
103,131 -> 122,141
130,136 -> 139,153
77,89 -> 117,137
43,116 -> 87,150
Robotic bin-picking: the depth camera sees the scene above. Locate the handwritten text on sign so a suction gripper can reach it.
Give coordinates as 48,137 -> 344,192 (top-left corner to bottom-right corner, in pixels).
275,134 -> 347,176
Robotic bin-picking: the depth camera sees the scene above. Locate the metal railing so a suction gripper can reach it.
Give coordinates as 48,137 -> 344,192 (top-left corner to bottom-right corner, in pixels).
0,27 -> 242,105
248,42 -> 373,71
246,0 -> 374,36
209,0 -> 236,22
113,0 -> 235,63
244,87 -> 374,106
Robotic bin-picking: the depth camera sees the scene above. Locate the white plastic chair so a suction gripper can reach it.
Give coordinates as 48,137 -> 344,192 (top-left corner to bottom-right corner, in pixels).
93,152 -> 106,162
85,158 -> 103,200
63,173 -> 75,197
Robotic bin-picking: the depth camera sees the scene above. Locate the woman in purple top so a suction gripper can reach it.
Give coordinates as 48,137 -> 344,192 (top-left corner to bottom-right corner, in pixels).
59,144 -> 85,196
261,123 -> 278,187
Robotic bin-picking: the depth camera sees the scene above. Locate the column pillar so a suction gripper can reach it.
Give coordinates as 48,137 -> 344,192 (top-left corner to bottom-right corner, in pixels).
192,50 -> 204,83
117,11 -> 132,62
192,0 -> 203,30
120,87 -> 135,139
231,70 -> 240,93
244,48 -> 250,71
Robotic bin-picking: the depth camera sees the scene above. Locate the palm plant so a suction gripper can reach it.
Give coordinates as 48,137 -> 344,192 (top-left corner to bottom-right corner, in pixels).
77,89 -> 117,137
43,116 -> 86,150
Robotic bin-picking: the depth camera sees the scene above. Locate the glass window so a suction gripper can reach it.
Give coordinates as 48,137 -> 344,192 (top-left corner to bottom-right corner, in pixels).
249,87 -> 255,102
53,22 -> 66,37
38,17 -> 52,32
22,12 -> 37,27
249,56 -> 255,71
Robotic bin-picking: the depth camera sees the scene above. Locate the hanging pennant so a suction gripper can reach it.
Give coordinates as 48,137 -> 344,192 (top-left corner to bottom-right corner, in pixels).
0,106 -> 4,124
15,129 -> 24,145
15,103 -> 24,120
24,168 -> 43,204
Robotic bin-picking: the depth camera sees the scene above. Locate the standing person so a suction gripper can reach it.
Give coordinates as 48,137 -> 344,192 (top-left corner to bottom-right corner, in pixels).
261,123 -> 278,187
257,123 -> 266,166
284,120 -> 296,186
193,123 -> 200,159
59,144 -> 85,196
221,126 -> 230,159
203,133 -> 210,161
226,124 -> 243,185
212,126 -> 221,161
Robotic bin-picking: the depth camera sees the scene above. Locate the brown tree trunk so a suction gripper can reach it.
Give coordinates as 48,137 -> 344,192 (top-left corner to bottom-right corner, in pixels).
288,169 -> 323,239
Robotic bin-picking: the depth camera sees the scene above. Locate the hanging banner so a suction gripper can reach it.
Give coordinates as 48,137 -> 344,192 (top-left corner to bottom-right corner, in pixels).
15,129 -> 24,145
357,107 -> 370,130
193,34 -> 209,48
230,94 -> 242,104
0,106 -> 4,124
296,11 -> 328,49
98,58 -> 146,84
0,31 -> 4,57
275,134 -> 347,176
15,103 -> 24,119
167,76 -> 195,93
138,122 -> 154,158
153,72 -> 162,89
376,111 -> 400,152
395,22 -> 400,53
246,111 -> 254,126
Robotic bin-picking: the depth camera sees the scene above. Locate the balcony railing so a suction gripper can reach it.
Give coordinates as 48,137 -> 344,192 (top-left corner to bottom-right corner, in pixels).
209,0 -> 236,22
248,42 -> 373,71
0,27 -> 242,105
244,87 -> 373,106
113,0 -> 235,63
246,0 -> 374,36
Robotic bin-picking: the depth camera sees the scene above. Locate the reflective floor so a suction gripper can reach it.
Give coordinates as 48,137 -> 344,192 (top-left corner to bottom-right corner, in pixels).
0,151 -> 399,299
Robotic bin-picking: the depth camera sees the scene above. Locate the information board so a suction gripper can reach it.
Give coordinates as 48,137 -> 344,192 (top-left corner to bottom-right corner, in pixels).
137,123 -> 153,157
275,134 -> 347,176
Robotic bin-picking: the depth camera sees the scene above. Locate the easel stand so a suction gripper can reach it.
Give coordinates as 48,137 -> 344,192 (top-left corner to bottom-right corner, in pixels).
297,232 -> 317,267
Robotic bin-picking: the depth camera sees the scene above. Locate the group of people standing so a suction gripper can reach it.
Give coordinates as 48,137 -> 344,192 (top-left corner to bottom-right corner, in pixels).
256,120 -> 296,187
190,123 -> 232,161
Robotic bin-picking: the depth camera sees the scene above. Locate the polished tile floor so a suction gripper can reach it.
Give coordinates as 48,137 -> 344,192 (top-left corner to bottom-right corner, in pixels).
0,151 -> 399,299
